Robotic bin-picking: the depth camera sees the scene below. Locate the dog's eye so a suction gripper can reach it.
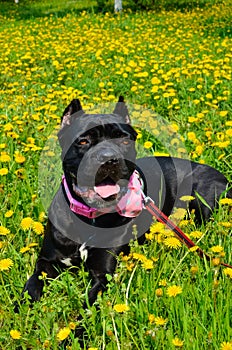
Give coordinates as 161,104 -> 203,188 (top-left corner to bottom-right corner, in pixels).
122,138 -> 130,145
77,139 -> 89,146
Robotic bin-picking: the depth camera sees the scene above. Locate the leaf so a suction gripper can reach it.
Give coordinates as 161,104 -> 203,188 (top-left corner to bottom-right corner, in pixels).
194,191 -> 212,211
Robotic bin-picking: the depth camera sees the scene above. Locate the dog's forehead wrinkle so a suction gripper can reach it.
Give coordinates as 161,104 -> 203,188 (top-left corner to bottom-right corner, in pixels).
79,123 -> 130,141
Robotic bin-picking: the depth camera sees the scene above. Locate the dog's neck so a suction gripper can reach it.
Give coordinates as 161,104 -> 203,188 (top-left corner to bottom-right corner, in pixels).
62,170 -> 145,219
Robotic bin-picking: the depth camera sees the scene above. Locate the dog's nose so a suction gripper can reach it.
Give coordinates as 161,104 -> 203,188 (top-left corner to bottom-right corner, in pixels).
105,158 -> 120,166
98,150 -> 119,165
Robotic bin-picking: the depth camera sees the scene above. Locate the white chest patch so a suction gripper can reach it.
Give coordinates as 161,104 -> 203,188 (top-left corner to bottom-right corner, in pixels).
60,244 -> 88,266
79,243 -> 88,262
61,257 -> 73,267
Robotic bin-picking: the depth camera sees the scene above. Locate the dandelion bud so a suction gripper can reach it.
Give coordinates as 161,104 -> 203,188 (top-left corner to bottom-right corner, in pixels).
155,288 -> 163,297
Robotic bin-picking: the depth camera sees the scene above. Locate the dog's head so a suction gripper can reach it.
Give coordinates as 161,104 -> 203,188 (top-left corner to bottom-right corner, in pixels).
58,97 -> 138,209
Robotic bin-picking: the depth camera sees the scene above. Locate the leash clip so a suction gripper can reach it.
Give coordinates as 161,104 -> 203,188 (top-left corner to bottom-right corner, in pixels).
142,194 -> 154,207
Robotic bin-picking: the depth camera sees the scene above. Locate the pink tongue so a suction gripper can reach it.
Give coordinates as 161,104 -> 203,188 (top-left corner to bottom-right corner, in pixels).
94,183 -> 120,198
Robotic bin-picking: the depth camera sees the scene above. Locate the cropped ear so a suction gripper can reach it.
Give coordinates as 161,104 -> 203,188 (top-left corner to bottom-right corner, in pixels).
113,96 -> 131,124
61,99 -> 84,128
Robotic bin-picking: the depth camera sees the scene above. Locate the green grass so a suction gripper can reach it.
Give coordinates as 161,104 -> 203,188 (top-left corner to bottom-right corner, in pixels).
0,0 -> 232,349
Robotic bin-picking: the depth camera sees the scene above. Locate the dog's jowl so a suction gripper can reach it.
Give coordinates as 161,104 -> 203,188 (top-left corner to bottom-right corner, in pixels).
22,97 -> 232,341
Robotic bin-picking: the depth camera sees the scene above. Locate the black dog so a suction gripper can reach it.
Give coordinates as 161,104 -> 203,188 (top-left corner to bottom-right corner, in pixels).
22,97 -> 232,339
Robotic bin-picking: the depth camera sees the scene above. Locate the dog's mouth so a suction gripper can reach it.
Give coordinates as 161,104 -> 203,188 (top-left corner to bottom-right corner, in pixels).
72,176 -> 128,206
94,177 -> 120,201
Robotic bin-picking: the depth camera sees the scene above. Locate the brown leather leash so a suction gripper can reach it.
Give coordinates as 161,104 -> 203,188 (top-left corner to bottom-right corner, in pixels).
143,195 -> 232,269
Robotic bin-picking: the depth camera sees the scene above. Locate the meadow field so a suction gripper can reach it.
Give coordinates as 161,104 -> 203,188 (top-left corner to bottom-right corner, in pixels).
0,0 -> 232,349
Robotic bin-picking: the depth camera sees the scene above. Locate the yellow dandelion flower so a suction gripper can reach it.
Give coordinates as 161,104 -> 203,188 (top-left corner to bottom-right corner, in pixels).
0,226 -> 10,235
170,123 -> 179,131
189,246 -> 199,252
145,232 -> 154,240
20,217 -> 33,230
152,257 -> 159,262
128,60 -> 137,68
151,76 -> 161,85
172,337 -> 184,347
144,141 -> 153,149
179,220 -> 190,227
154,233 -> 163,243
15,168 -> 25,178
32,221 -> 44,235
188,116 -> 199,123
170,208 -> 187,220
219,222 -> 232,228
212,258 -> 221,266
190,266 -> 199,275
180,195 -> 195,202
69,322 -> 76,330
142,259 -> 154,270
20,246 -> 31,254
131,85 -> 138,92
5,210 -> 14,218
132,252 -> 147,262
187,132 -> 197,141
120,253 -> 130,261
113,304 -> 130,313
150,222 -> 165,234
210,245 -> 224,253
88,348 -> 98,350
39,211 -> 46,222
219,111 -> 228,117
226,129 -> 232,137
28,243 -> 38,248
4,123 -> 13,132
159,279 -> 167,287
152,85 -> 159,93
57,327 -> 71,341
126,262 -> 135,271
43,340 -> 50,348
167,285 -> 183,297
0,154 -> 11,162
164,237 -> 182,249
40,271 -> 47,280
10,330 -> 21,340
0,168 -> 8,175
154,316 -> 168,326
212,141 -> 230,148
153,152 -> 170,157
224,268 -> 232,279
0,258 -> 13,271
190,231 -> 203,239
220,342 -> 232,350
195,145 -> 204,155
15,155 -> 26,164
219,198 -> 232,206
148,314 -> 155,324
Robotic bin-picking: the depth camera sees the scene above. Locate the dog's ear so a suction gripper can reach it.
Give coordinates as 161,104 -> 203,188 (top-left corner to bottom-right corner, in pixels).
113,96 -> 131,124
61,99 -> 84,128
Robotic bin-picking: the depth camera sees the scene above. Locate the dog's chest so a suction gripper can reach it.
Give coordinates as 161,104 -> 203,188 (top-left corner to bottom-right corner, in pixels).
60,243 -> 88,266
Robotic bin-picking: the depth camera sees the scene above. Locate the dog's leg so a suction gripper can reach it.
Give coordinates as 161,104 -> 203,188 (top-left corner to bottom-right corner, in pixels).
22,258 -> 59,302
73,246 -> 130,346
86,270 -> 109,307
72,270 -> 110,348
84,245 -> 130,306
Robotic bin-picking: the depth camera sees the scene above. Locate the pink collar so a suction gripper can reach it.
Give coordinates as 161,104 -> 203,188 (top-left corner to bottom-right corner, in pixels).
62,171 -> 144,219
